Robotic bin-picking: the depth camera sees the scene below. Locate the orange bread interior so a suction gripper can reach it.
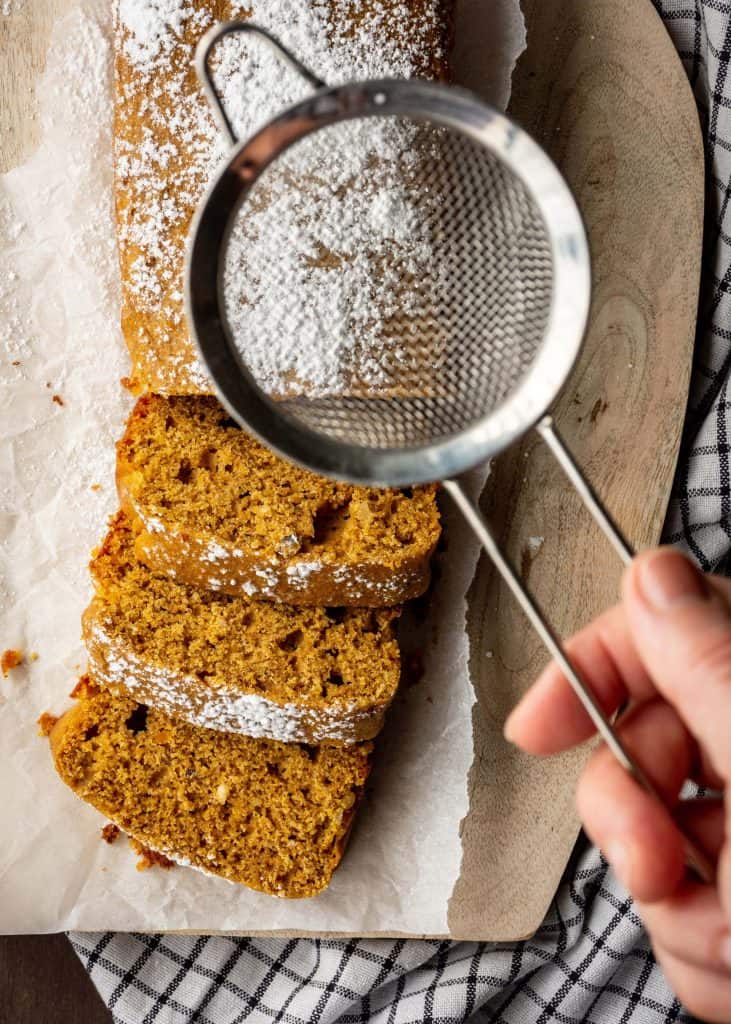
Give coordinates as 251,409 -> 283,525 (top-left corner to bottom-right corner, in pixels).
50,684 -> 371,897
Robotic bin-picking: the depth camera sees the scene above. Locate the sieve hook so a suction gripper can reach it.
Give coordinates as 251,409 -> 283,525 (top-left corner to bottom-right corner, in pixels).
195,21 -> 326,146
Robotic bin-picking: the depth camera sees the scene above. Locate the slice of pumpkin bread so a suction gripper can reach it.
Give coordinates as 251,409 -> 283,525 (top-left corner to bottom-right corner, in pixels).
83,511 -> 401,744
50,684 -> 371,897
116,395 -> 441,607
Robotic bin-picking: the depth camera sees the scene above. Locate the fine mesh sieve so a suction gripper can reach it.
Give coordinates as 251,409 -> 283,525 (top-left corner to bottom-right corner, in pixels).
186,21 -> 713,882
218,114 -> 556,455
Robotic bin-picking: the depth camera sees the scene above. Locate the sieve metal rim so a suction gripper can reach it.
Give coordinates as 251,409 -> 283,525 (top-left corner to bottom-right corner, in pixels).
186,77 -> 591,487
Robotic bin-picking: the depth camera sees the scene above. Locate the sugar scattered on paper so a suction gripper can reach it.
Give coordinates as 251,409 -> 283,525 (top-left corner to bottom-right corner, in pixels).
0,1 -> 130,717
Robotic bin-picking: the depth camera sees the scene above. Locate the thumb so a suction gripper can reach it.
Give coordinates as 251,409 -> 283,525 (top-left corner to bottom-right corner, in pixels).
623,548 -> 731,785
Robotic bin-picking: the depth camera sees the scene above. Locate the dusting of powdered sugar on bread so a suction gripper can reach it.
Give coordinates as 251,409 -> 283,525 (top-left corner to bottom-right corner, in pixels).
114,1 -> 449,393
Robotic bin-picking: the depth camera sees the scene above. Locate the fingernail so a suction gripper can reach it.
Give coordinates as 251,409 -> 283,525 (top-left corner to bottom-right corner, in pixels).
606,839 -> 634,890
719,934 -> 731,969
636,549 -> 708,611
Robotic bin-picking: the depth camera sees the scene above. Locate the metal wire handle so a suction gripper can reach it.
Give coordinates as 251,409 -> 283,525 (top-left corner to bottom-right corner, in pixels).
196,21 -> 325,146
445,420 -> 715,884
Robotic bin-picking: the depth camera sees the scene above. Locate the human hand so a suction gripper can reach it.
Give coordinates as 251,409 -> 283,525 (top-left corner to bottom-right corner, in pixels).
504,547 -> 730,1022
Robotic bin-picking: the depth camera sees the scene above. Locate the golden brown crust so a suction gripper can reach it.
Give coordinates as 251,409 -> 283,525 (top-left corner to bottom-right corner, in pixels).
50,687 -> 371,897
114,3 -> 211,394
116,395 -> 441,606
69,675 -> 101,701
129,839 -> 176,871
38,712 -> 60,738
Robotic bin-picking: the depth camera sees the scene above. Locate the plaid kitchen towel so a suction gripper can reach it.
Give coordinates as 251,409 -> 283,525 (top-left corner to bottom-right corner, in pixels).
662,0 -> 731,572
71,2 -> 724,1021
70,844 -> 695,1024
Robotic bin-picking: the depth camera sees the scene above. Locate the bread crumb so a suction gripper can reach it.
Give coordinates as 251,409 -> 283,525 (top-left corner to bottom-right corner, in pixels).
1,649 -> 23,677
90,483 -> 102,492
120,376 -> 141,394
11,360 -> 20,366
30,651 -> 38,662
45,381 -> 52,388
101,823 -> 121,844
37,712 -> 58,737
52,394 -> 65,407
69,675 -> 100,700
214,782 -> 230,804
129,838 -> 175,871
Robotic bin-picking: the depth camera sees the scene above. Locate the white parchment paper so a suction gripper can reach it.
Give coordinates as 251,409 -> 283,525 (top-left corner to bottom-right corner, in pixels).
0,0 -> 525,934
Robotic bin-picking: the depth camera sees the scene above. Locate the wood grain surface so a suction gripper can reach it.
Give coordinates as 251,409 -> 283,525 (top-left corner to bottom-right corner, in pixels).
0,0 -> 73,172
449,0 -> 704,938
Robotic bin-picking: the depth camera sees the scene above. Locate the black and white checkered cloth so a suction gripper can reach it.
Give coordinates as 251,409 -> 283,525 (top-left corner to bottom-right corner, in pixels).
70,3 -> 726,1020
662,0 -> 731,574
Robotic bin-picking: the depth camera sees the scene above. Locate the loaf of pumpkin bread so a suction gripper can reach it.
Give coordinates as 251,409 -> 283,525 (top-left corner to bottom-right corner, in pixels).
114,0 -> 453,394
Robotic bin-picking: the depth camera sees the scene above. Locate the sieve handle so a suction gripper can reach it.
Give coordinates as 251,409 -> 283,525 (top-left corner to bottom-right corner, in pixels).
195,21 -> 326,146
536,416 -> 634,565
443,477 -> 715,885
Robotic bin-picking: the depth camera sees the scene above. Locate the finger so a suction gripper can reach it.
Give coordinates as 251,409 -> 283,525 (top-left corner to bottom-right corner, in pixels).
576,700 -> 694,902
653,945 -> 731,1023
638,879 -> 731,973
623,548 -> 731,783
505,603 -> 653,754
721,844 -> 731,935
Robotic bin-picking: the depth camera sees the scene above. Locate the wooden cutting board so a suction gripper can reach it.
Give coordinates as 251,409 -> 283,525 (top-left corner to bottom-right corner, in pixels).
0,0 -> 703,940
448,0 -> 704,938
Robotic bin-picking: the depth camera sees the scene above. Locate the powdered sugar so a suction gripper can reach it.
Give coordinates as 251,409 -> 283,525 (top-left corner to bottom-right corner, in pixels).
115,0 -> 449,393
222,118 -> 447,395
117,0 -> 193,66
285,560 -> 322,581
88,622 -> 373,743
128,488 -> 429,604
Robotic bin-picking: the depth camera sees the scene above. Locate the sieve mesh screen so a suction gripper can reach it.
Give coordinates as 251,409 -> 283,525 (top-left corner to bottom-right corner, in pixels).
221,116 -> 554,449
